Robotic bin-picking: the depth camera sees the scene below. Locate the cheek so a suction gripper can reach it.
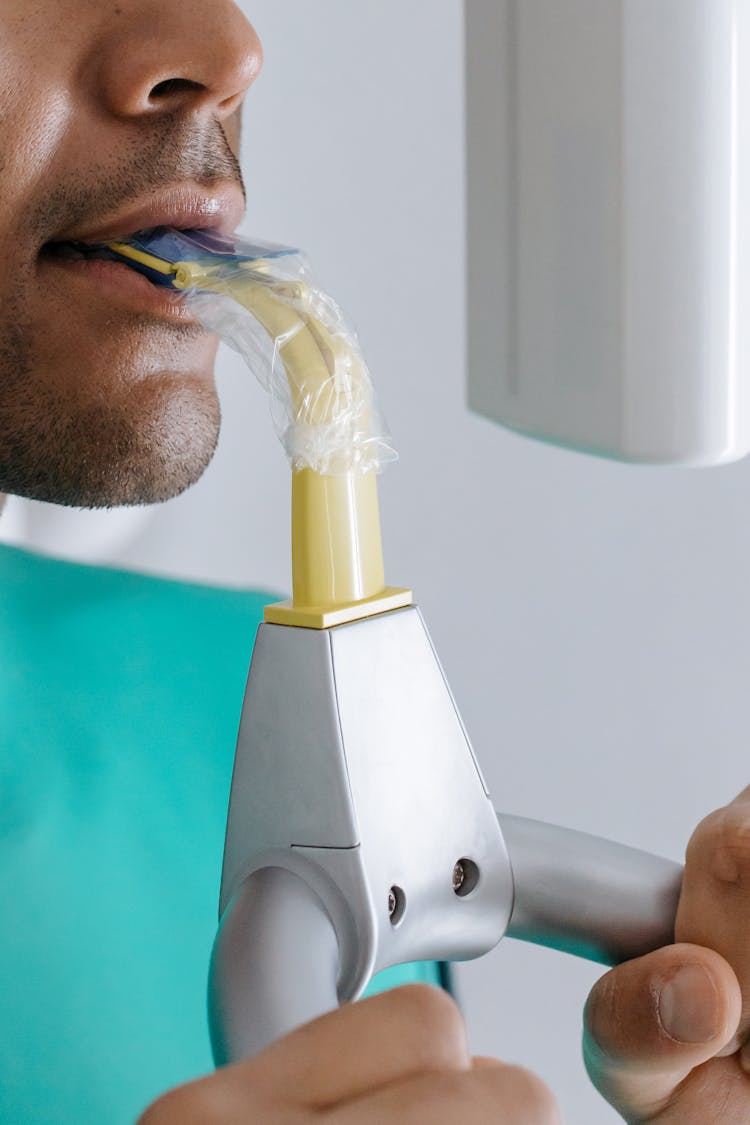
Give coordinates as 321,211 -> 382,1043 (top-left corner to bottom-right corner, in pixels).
0,89 -> 74,246
0,12 -> 78,210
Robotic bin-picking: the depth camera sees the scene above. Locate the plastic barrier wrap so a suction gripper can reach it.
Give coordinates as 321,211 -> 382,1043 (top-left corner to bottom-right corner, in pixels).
100,228 -> 397,477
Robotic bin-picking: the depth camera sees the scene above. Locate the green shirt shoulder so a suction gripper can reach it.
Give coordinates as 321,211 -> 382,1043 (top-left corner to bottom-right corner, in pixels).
0,546 -> 271,1124
0,545 -> 442,1125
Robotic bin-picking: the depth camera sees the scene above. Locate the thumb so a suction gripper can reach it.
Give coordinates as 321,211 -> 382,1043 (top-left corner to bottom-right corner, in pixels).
583,944 -> 741,1120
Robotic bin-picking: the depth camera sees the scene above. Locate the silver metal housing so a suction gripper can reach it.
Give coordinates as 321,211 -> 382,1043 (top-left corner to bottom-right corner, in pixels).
210,605 -> 684,1063
218,607 -> 514,1001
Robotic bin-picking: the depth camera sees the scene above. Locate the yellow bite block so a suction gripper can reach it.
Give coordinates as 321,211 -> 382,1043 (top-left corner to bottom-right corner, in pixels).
175,258 -> 412,629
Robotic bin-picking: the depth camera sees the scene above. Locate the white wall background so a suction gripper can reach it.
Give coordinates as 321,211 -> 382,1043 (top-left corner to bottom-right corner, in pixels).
4,2 -> 750,1120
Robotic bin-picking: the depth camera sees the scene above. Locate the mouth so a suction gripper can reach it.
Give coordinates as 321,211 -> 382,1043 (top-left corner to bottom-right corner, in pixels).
43,185 -> 245,248
36,183 -> 245,321
43,238 -> 142,263
39,231 -> 195,324
41,228 -> 176,280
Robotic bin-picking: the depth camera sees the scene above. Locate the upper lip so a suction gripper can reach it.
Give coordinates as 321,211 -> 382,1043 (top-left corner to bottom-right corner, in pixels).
47,183 -> 246,245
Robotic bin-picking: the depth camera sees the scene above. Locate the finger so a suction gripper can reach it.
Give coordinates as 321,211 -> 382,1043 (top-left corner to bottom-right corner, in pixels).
583,943 -> 741,1120
472,1056 -> 509,1070
326,1063 -> 562,1125
677,788 -> 750,1054
246,985 -> 471,1109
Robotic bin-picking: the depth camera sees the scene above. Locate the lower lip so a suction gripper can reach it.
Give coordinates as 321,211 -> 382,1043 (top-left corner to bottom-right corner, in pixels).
39,255 -> 199,325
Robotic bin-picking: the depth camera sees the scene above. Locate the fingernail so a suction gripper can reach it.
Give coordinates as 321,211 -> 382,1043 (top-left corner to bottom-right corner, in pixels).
658,964 -> 721,1044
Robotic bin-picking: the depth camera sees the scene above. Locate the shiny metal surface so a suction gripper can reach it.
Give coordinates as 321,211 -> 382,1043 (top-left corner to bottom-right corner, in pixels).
211,606 -> 686,1064
209,867 -> 339,1063
499,814 -> 683,965
214,605 -> 514,1051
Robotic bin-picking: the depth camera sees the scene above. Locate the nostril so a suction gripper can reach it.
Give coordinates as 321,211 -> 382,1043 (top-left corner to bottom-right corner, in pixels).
149,77 -> 206,101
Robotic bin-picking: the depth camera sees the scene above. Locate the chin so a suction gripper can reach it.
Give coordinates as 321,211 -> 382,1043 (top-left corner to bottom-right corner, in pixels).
0,370 -> 223,510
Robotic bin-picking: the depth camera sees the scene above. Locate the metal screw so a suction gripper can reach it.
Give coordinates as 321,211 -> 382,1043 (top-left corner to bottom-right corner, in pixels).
453,858 -> 480,898
388,885 -> 406,925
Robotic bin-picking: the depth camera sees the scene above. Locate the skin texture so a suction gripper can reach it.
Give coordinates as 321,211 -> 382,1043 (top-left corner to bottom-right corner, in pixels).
585,787 -> 750,1122
2,3 -> 749,1123
0,0 -> 260,507
138,985 -> 561,1125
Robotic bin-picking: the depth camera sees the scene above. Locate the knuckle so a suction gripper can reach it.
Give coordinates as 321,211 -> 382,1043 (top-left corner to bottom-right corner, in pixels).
137,1089 -> 186,1125
136,1078 -> 232,1125
687,806 -> 750,885
389,984 -> 468,1067
487,1065 -> 562,1123
400,1067 -> 560,1124
396,1071 -> 462,1117
400,1070 -> 475,1118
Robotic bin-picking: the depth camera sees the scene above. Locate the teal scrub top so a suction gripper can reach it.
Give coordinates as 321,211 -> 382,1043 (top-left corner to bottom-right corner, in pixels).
0,545 -> 442,1125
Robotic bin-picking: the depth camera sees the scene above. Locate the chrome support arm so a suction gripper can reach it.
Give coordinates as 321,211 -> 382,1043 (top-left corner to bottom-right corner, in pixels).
498,813 -> 683,966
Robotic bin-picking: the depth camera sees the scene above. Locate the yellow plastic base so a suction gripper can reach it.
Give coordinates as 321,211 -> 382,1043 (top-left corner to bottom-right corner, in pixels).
264,587 -> 413,630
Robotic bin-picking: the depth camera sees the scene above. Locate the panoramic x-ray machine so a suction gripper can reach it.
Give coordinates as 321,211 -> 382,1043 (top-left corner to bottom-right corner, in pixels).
202,2 -> 750,1059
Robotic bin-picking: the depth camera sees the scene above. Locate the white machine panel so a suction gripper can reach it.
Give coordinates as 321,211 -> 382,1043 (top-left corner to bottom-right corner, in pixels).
467,0 -> 750,465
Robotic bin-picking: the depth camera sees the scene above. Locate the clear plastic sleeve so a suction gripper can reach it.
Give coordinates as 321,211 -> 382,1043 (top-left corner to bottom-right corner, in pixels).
117,230 -> 397,477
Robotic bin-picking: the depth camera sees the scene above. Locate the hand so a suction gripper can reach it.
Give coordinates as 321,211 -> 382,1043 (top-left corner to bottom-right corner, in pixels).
584,787 -> 750,1123
139,985 -> 560,1124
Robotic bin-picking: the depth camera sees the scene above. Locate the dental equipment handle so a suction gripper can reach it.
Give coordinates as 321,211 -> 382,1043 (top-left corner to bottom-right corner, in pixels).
169,247 -> 683,1062
498,815 -> 683,965
102,230 -> 686,1069
210,816 -> 683,1063
208,867 -> 341,1064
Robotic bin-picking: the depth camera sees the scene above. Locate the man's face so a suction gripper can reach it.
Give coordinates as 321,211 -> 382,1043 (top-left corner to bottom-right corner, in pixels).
0,1 -> 262,507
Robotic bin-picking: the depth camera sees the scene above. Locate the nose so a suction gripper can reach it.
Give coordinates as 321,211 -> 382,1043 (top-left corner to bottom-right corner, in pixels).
96,0 -> 263,121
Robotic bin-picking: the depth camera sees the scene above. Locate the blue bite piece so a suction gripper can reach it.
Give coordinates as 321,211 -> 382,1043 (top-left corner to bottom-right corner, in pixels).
93,227 -> 299,289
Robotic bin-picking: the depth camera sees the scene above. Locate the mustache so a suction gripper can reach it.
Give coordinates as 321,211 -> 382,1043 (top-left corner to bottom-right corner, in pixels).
29,114 -> 245,244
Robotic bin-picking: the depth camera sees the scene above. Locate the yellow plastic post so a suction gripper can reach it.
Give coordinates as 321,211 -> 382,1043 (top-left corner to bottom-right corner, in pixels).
175,263 -> 412,629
